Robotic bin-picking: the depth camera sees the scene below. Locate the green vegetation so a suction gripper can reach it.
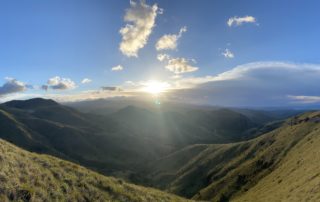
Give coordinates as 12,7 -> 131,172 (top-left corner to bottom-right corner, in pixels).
234,112 -> 320,202
0,139 -> 192,202
143,112 -> 320,202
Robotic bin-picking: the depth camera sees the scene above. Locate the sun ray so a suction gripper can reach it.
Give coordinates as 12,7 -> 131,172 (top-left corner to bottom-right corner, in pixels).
142,80 -> 170,95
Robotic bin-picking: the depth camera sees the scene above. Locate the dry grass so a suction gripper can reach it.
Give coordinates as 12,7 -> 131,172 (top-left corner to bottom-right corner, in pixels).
145,111 -> 320,202
0,139 -> 193,202
233,112 -> 320,202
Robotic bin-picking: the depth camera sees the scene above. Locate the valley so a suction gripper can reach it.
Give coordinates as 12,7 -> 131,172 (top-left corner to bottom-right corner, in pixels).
1,98 -> 319,201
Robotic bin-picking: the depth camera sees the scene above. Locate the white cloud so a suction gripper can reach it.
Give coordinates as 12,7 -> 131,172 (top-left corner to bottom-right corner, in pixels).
157,54 -> 198,74
170,61 -> 320,106
119,0 -> 160,57
45,76 -> 76,90
287,95 -> 320,104
155,26 -> 187,51
227,16 -> 257,27
81,78 -> 92,84
111,65 -> 124,71
5,61 -> 320,108
0,78 -> 27,96
171,74 -> 182,79
157,53 -> 170,61
165,57 -> 198,74
222,48 -> 234,58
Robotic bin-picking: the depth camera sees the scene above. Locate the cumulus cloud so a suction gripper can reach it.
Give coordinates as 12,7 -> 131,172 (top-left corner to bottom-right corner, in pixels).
165,57 -> 198,74
222,48 -> 234,59
119,0 -> 160,57
0,78 -> 28,96
44,76 -> 76,90
227,16 -> 257,27
111,65 -> 124,71
170,62 -> 320,107
157,53 -> 170,61
81,78 -> 92,84
157,54 -> 198,74
155,26 -> 187,51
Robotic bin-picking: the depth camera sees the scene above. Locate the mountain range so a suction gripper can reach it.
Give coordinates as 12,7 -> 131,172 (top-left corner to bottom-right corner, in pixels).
1,98 -> 319,201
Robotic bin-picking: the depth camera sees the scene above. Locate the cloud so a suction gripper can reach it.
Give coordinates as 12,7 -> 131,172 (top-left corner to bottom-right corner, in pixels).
111,65 -> 124,71
5,61 -> 320,108
157,53 -> 170,61
0,78 -> 27,96
165,57 -> 198,74
171,74 -> 182,79
170,62 -> 320,107
287,95 -> 320,104
157,54 -> 198,74
101,86 -> 122,91
155,26 -> 187,51
81,78 -> 92,84
222,48 -> 234,59
119,0 -> 160,57
45,76 -> 76,90
41,85 -> 49,91
227,16 -> 257,27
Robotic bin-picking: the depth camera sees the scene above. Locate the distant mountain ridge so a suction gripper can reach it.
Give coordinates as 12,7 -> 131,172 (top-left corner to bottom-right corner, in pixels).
0,98 -> 286,177
3,98 -> 59,109
0,98 -> 313,202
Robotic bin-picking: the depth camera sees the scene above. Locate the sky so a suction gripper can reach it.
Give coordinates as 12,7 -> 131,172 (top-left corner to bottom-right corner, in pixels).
0,0 -> 320,107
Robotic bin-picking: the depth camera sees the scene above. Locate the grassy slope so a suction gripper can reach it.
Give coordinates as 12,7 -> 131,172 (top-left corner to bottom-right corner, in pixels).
234,112 -> 320,202
145,111 -> 320,202
0,139 -> 192,202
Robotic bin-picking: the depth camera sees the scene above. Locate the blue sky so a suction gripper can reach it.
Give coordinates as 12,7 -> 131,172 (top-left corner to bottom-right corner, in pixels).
0,0 -> 320,107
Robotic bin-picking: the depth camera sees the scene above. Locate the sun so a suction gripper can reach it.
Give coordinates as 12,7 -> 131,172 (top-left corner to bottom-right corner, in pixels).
143,80 -> 170,95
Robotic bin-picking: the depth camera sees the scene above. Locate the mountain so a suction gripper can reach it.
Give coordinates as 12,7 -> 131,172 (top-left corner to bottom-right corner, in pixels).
70,98 -> 303,142
1,98 -> 314,202
0,98 -> 282,179
142,111 -> 320,201
0,98 -> 175,177
3,98 -> 59,109
0,138 -> 191,202
111,105 -> 278,146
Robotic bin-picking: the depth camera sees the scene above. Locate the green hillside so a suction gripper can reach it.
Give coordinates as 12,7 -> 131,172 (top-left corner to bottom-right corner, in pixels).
0,138 -> 192,202
143,111 -> 320,202
234,112 -> 320,202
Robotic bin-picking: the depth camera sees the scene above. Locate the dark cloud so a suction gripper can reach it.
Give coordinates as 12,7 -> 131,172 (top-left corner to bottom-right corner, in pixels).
41,85 -> 49,91
101,86 -> 122,91
0,78 -> 27,96
172,62 -> 320,107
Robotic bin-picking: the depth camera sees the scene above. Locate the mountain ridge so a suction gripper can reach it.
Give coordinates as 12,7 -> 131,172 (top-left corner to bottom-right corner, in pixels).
1,98 -> 316,202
